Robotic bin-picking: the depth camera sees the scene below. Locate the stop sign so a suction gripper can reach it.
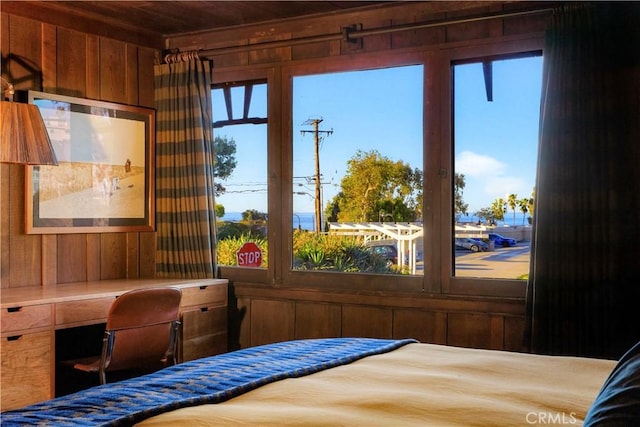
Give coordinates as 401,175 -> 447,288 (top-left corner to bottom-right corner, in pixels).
236,242 -> 263,267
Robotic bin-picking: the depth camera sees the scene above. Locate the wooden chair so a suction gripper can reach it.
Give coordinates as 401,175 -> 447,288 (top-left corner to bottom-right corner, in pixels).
71,287 -> 182,384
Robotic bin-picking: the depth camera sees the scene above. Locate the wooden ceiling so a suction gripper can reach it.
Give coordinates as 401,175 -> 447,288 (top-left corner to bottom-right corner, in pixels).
2,1 -> 390,48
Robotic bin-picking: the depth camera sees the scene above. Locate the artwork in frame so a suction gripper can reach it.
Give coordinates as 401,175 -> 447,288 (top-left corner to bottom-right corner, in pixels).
25,91 -> 155,234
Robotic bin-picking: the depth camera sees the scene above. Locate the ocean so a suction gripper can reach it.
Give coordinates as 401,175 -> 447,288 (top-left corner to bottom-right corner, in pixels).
219,212 -> 531,231
221,212 -> 317,231
457,212 -> 532,227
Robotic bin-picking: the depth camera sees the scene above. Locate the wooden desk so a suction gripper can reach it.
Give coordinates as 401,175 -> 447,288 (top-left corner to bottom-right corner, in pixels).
1,278 -> 228,411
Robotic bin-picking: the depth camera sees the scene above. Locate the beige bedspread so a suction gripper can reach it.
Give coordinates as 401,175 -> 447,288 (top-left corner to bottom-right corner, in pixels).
137,343 -> 615,426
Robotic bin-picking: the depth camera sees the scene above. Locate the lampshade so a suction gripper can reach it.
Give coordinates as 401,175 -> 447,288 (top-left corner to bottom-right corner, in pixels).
1,100 -> 59,165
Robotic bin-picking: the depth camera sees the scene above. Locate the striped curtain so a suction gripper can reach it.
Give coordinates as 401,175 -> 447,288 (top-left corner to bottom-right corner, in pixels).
154,58 -> 217,278
525,3 -> 640,359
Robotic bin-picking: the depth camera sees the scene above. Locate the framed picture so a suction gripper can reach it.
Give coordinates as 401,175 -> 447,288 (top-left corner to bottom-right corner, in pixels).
25,91 -> 155,234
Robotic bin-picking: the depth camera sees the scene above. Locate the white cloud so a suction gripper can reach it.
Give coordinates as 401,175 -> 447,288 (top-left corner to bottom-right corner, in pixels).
455,151 -> 506,177
455,151 -> 530,211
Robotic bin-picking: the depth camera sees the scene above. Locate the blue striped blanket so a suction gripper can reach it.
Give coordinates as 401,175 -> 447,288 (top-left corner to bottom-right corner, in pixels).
1,337 -> 416,427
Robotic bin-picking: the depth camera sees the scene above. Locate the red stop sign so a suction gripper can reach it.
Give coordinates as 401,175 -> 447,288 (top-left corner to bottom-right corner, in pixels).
236,242 -> 263,267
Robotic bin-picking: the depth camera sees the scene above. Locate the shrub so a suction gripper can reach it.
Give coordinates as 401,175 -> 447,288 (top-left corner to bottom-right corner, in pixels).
217,229 -> 397,274
217,234 -> 268,267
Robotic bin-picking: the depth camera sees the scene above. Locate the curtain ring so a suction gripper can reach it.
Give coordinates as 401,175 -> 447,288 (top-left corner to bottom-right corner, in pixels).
163,50 -> 201,64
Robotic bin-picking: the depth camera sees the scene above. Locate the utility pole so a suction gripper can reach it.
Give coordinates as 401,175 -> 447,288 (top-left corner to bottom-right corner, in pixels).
301,118 -> 332,233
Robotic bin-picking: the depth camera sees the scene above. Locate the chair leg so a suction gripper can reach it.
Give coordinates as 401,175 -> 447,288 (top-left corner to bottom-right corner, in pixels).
99,331 -> 111,384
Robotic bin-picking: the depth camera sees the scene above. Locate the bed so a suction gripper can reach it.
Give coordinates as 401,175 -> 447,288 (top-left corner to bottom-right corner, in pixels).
1,337 -> 637,427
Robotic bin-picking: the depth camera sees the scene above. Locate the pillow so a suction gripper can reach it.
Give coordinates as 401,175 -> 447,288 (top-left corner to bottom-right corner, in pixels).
584,341 -> 640,426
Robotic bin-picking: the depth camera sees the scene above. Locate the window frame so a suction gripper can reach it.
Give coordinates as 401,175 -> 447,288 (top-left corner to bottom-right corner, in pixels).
440,38 -> 544,299
213,67 -> 275,284
216,37 -> 543,300
280,51 -> 428,293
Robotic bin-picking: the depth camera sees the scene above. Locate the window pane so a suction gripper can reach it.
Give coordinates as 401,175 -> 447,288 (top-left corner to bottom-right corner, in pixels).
212,82 -> 268,267
292,66 -> 424,275
453,55 -> 542,279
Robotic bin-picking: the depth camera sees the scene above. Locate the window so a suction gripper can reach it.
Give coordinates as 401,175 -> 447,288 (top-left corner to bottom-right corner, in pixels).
452,54 -> 542,280
212,81 -> 268,267
291,65 -> 424,276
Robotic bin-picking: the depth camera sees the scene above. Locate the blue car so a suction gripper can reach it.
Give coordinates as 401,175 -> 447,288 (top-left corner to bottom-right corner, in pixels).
488,233 -> 516,247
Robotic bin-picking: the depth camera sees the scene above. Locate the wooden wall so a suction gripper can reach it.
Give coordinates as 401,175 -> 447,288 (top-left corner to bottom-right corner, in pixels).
230,284 -> 527,353
0,12 -> 159,289
2,2 -> 550,351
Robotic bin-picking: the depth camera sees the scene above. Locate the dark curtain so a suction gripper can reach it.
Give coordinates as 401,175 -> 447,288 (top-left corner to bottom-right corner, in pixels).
153,58 -> 217,278
526,3 -> 640,359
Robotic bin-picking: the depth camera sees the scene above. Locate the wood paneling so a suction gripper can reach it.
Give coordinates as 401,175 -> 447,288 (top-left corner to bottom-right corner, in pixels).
234,284 -> 526,350
294,302 -> 341,339
1,9 -> 160,289
504,315 -> 526,352
41,23 -> 57,92
99,38 -> 127,103
250,299 -> 294,346
100,234 -> 127,280
86,35 -> 100,100
139,232 -> 157,278
56,27 -> 87,97
57,235 -> 87,284
41,235 -> 57,286
0,164 -> 9,288
447,312 -> 494,349
342,305 -> 393,339
392,309 -> 447,344
136,47 -> 156,108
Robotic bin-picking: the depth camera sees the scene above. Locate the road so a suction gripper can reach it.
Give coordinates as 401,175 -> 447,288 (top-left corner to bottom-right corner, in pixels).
455,244 -> 531,279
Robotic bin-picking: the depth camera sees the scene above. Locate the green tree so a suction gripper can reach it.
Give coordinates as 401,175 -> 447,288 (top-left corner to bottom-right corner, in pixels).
507,193 -> 518,225
475,207 -> 495,224
213,135 -> 237,197
528,188 -> 535,224
491,198 -> 507,222
517,198 -> 530,225
454,173 -> 468,219
215,204 -> 225,219
241,209 -> 267,222
325,150 -> 422,223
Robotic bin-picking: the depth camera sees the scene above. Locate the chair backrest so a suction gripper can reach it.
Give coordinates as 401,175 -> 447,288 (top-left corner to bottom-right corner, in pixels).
102,287 -> 182,373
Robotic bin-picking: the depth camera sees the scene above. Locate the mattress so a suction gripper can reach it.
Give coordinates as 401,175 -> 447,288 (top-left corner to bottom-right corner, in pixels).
138,341 -> 616,426
1,338 -> 618,426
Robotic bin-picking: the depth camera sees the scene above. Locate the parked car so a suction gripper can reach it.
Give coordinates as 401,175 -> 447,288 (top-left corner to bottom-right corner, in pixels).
455,238 -> 489,252
488,233 -> 517,247
365,240 -> 398,264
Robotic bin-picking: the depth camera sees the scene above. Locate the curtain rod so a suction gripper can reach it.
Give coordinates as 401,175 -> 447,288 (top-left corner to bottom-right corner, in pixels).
170,7 -> 554,59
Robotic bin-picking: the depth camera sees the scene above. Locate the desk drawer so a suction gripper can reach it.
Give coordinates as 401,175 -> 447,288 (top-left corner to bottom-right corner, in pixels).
1,304 -> 52,334
180,305 -> 227,362
181,305 -> 227,340
55,297 -> 114,326
182,331 -> 227,362
1,331 -> 52,411
181,284 -> 227,308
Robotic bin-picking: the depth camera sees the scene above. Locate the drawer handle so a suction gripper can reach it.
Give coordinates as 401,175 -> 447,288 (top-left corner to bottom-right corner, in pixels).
7,335 -> 22,341
199,286 -> 208,290
200,307 -> 209,313
7,306 -> 22,313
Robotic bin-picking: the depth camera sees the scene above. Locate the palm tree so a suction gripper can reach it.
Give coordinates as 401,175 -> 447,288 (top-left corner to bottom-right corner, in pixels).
491,198 -> 506,223
507,193 -> 518,225
518,198 -> 530,225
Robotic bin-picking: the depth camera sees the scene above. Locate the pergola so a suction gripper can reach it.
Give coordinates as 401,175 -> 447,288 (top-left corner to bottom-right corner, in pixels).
328,222 -> 423,274
328,222 -> 491,274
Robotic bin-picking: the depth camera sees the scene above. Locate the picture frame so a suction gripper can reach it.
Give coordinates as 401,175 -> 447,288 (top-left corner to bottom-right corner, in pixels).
25,91 -> 155,234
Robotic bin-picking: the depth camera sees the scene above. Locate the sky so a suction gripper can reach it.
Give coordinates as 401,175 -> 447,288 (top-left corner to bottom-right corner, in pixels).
213,55 -> 543,217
